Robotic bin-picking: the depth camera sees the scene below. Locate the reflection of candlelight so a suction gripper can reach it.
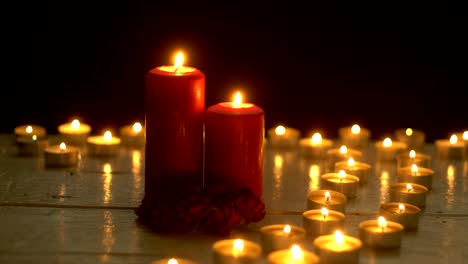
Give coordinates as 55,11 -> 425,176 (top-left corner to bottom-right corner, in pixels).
103,163 -> 112,204
380,171 -> 389,204
309,164 -> 320,191
447,165 -> 455,208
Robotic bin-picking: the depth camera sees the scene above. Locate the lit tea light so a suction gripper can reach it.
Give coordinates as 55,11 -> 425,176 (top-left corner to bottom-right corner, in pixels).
307,189 -> 347,213
267,244 -> 320,264
435,134 -> 465,160
44,142 -> 80,167
14,124 -> 47,139
299,132 -> 334,159
338,123 -> 371,150
379,202 -> 421,230
86,130 -> 121,157
260,224 -> 306,253
375,137 -> 408,161
302,207 -> 345,238
119,121 -> 145,147
334,157 -> 371,185
394,127 -> 426,150
151,257 -> 198,264
397,163 -> 434,189
325,145 -> 363,173
212,238 -> 262,264
389,182 -> 428,208
313,230 -> 362,264
359,216 -> 404,248
15,134 -> 49,156
396,149 -> 432,168
267,125 -> 300,149
320,170 -> 359,198
58,119 -> 92,146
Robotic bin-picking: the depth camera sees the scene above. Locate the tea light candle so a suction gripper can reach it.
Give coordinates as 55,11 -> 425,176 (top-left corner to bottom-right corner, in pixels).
212,238 -> 262,264
260,224 -> 306,253
267,244 -> 320,264
119,121 -> 145,147
44,142 -> 79,167
389,182 -> 428,208
379,202 -> 421,230
359,216 -> 404,249
455,130 -> 468,159
302,207 -> 345,238
306,190 -> 347,213
267,125 -> 300,149
338,123 -> 370,149
334,157 -> 371,185
397,164 -> 434,189
14,124 -> 46,139
152,257 -> 198,264
86,130 -> 121,157
298,132 -> 334,159
396,149 -> 432,168
435,134 -> 465,160
394,128 -> 426,150
325,145 -> 363,173
57,119 -> 92,146
16,134 -> 49,156
320,170 -> 359,199
313,230 -> 362,264
375,137 -> 408,161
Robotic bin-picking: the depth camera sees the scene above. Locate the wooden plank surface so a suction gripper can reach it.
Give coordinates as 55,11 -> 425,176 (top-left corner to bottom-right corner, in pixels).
1,134 -> 468,263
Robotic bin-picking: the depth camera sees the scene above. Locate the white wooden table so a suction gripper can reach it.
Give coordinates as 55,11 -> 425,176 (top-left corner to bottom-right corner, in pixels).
0,134 -> 467,263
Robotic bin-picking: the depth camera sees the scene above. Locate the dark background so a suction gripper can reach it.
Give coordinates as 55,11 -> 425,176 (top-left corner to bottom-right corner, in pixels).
2,1 -> 467,142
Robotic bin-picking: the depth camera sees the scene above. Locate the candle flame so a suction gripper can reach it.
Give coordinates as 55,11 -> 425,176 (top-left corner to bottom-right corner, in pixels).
32,134 -> 37,141
334,230 -> 344,243
383,137 -> 393,147
321,207 -> 329,219
283,225 -> 291,234
232,239 -> 244,256
325,191 -> 331,203
132,122 -> 143,133
406,183 -> 413,192
104,131 -> 113,141
409,150 -> 416,159
398,203 -> 405,213
311,132 -> 322,145
411,164 -> 419,175
174,51 -> 184,68
167,259 -> 178,264
405,128 -> 414,136
59,142 -> 67,150
290,244 -> 303,260
338,170 -> 346,181
449,134 -> 458,144
351,124 -> 361,135
275,125 -> 286,136
339,145 -> 348,154
232,91 -> 243,108
26,125 -> 33,134
71,119 -> 81,129
463,131 -> 468,140
378,216 -> 387,231
347,157 -> 355,168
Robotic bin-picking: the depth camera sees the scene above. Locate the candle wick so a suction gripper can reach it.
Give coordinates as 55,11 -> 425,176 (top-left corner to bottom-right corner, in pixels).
323,215 -> 326,220
381,226 -> 385,233
174,67 -> 179,72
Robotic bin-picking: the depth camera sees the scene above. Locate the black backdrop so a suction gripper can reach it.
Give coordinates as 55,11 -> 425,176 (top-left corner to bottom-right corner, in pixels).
2,1 -> 466,142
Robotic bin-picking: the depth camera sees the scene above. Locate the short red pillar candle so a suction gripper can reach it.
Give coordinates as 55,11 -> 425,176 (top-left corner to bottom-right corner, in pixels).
144,51 -> 205,197
205,91 -> 265,198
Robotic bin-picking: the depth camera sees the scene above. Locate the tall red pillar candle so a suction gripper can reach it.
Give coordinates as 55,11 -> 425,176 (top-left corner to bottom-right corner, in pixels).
205,92 -> 265,198
144,51 -> 205,198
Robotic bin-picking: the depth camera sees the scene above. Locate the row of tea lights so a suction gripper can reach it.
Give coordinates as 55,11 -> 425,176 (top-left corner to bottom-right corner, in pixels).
151,127 -> 447,263
268,124 -> 468,160
12,119 -> 145,167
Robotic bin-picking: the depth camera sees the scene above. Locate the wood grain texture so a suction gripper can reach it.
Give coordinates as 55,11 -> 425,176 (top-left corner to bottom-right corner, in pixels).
1,134 -> 467,263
